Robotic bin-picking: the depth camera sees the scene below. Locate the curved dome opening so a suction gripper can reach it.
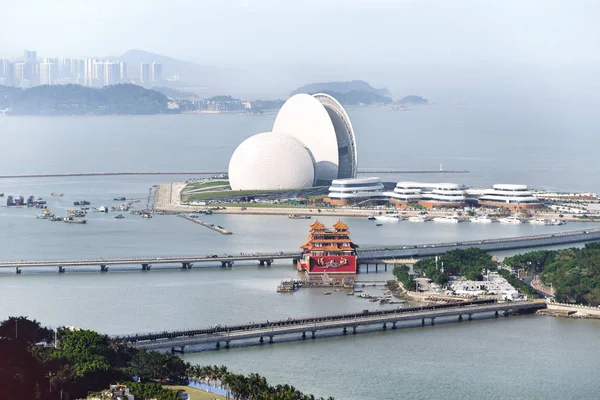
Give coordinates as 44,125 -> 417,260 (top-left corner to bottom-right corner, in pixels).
313,94 -> 358,179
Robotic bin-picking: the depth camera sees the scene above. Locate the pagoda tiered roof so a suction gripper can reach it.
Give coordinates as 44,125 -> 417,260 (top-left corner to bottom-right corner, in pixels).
333,220 -> 348,230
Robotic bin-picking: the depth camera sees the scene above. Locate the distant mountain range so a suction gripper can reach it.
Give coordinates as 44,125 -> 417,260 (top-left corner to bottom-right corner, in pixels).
115,49 -> 237,89
292,80 -> 391,97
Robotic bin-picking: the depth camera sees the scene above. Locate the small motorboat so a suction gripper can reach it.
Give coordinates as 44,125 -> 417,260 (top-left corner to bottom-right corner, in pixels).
323,291 -> 332,295
51,193 -> 64,197
114,214 -> 125,219
375,223 -> 383,226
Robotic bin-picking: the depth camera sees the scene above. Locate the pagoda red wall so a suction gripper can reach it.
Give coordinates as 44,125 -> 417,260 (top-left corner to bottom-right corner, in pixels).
308,255 -> 357,274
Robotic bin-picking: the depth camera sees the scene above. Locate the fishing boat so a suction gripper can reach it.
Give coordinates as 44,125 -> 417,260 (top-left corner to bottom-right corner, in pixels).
114,214 -> 125,219
375,223 -> 383,226
113,197 -> 126,201
94,205 -> 109,213
49,216 -> 63,221
51,193 -> 63,197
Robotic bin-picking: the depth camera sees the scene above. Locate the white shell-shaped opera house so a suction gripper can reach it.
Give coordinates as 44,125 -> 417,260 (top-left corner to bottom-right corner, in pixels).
228,93 -> 357,190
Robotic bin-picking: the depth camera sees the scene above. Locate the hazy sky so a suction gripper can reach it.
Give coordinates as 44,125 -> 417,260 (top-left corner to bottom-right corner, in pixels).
2,0 -> 599,99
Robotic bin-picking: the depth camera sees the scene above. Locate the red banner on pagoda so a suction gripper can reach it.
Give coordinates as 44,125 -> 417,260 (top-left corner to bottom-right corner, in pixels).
308,255 -> 357,274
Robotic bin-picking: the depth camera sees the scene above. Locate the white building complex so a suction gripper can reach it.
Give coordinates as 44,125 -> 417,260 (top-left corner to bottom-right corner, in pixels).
327,177 -> 385,205
326,180 -> 544,210
477,184 -> 542,211
228,93 -> 358,190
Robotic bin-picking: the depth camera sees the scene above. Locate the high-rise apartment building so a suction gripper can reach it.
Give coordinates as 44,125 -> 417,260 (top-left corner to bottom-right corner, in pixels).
0,58 -> 8,78
151,62 -> 163,83
104,61 -> 121,86
119,62 -> 127,81
24,50 -> 37,83
39,62 -> 56,85
140,63 -> 150,83
13,62 -> 27,87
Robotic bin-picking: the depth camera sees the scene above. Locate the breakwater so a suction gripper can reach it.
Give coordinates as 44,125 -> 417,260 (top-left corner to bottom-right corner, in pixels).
0,169 -> 469,179
178,214 -> 232,235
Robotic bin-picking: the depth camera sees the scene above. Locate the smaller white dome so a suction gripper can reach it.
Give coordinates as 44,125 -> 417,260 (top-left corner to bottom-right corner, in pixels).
228,132 -> 315,190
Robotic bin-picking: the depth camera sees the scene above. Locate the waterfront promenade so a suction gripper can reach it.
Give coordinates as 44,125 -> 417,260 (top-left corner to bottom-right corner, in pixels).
1,227 -> 599,273
117,300 -> 545,352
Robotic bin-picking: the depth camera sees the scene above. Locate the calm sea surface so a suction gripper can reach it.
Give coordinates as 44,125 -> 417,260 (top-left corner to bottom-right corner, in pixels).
1,106 -> 599,399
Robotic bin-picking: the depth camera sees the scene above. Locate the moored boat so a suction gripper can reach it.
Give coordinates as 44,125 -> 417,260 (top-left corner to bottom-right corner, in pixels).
470,215 -> 493,224
433,215 -> 461,223
497,216 -> 522,225
408,215 -> 430,222
288,214 -> 311,219
529,218 -> 550,225
375,214 -> 401,222
63,217 -> 87,224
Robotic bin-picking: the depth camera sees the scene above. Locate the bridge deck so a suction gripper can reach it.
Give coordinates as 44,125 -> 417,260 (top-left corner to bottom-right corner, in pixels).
1,227 -> 598,269
123,301 -> 544,351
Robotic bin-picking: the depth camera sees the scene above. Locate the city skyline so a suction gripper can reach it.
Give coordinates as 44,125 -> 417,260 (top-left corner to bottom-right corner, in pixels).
0,49 -> 164,88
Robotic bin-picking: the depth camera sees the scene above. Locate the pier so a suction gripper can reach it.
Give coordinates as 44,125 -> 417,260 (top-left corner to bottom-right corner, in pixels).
1,227 -> 599,273
178,214 -> 232,235
115,300 -> 545,353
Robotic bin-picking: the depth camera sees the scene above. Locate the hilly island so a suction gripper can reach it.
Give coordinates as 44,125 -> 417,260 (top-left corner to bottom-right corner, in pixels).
0,84 -> 175,116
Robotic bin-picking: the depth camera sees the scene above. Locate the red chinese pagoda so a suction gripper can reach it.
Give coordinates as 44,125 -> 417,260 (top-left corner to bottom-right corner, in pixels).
297,220 -> 358,275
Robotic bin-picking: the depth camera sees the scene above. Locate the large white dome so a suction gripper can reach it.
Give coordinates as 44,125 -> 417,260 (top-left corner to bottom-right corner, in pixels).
228,132 -> 315,191
272,93 -> 340,184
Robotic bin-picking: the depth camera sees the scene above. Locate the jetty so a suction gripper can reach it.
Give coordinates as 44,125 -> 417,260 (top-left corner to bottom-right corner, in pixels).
114,300 -> 545,353
178,214 -> 232,235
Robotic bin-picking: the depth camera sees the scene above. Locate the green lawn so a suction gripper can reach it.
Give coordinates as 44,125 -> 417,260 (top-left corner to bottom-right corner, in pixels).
166,385 -> 226,400
183,188 -> 303,202
184,180 -> 230,191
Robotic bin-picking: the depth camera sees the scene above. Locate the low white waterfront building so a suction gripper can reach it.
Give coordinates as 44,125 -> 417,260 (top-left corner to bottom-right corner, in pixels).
326,177 -> 385,205
478,184 -> 542,211
449,272 -> 521,300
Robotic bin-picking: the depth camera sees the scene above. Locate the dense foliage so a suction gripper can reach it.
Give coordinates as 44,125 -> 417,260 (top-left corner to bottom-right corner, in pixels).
392,265 -> 416,290
505,243 -> 600,305
413,248 -> 497,285
0,84 -> 175,115
189,365 -> 334,400
0,317 -> 334,400
496,269 -> 539,298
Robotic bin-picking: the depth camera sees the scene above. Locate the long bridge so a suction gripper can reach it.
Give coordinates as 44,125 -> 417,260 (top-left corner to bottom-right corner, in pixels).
114,300 -> 545,353
0,169 -> 469,179
0,227 -> 598,274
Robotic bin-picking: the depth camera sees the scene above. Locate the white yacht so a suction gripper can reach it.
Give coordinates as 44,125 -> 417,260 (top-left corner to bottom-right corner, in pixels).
408,215 -> 430,222
470,215 -> 493,224
551,219 -> 566,226
375,214 -> 402,222
497,216 -> 522,224
432,215 -> 461,223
